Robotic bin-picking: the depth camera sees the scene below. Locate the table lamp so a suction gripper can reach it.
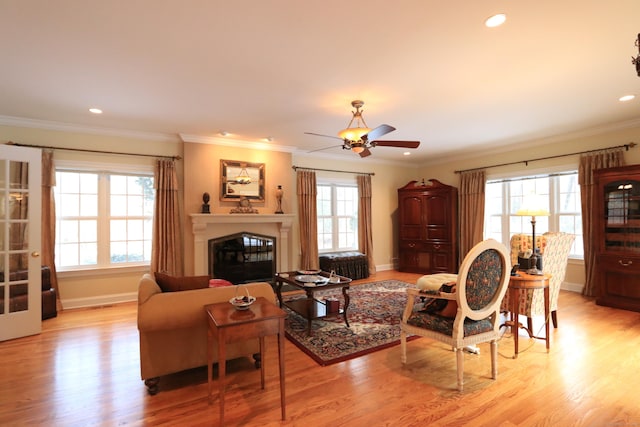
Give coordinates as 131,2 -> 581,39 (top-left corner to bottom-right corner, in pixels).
515,200 -> 549,275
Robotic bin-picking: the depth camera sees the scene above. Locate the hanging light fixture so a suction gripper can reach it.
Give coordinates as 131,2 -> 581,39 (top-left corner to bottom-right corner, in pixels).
338,100 -> 371,150
235,167 -> 252,185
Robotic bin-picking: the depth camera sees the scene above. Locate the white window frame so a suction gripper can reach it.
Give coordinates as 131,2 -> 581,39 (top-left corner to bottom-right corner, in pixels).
316,178 -> 359,253
483,163 -> 583,260
54,160 -> 155,272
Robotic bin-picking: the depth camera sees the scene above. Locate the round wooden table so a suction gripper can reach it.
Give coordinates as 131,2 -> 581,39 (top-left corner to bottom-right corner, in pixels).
505,272 -> 551,358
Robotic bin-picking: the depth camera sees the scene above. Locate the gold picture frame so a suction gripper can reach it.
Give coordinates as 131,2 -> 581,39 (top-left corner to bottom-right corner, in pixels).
220,160 -> 265,201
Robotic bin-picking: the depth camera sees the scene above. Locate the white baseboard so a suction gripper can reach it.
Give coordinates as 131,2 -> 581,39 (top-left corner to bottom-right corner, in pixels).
561,281 -> 584,294
61,292 -> 137,310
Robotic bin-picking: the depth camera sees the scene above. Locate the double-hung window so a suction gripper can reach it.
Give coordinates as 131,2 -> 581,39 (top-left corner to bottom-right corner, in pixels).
317,182 -> 359,252
54,165 -> 155,270
484,169 -> 583,258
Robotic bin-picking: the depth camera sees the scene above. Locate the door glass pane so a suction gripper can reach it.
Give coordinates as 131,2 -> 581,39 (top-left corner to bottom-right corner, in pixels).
9,161 -> 28,190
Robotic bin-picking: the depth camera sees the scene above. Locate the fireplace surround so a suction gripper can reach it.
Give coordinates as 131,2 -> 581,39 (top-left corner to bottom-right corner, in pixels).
190,213 -> 295,278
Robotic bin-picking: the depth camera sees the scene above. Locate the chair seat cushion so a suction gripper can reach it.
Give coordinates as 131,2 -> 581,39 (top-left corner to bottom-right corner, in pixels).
406,311 -> 493,336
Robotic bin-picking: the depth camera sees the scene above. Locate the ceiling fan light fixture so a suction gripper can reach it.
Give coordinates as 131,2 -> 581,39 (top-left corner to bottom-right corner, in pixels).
351,144 -> 366,154
338,126 -> 371,142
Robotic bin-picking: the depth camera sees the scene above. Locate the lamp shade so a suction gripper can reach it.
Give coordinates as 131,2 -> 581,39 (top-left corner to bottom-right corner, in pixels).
515,194 -> 549,217
338,126 -> 371,142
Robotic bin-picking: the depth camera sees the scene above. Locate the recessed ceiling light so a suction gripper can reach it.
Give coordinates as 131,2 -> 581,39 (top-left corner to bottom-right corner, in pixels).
485,14 -> 506,28
403,152 -> 411,156
264,136 -> 274,142
619,95 -> 635,102
89,108 -> 102,114
219,131 -> 229,136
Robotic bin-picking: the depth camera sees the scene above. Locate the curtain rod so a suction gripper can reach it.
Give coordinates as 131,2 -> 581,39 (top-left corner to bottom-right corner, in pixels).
6,141 -> 182,161
292,165 -> 375,176
454,142 -> 636,174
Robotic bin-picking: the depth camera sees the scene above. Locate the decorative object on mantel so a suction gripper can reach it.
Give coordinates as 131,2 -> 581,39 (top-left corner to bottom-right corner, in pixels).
221,159 -> 265,201
275,185 -> 284,214
201,192 -> 211,214
230,197 -> 259,214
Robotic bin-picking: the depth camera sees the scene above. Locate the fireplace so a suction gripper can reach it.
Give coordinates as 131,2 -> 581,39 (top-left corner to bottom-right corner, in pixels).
209,232 -> 276,284
190,213 -> 295,277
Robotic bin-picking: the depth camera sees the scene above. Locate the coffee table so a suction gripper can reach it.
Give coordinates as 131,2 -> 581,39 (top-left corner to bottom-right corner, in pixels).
274,270 -> 352,335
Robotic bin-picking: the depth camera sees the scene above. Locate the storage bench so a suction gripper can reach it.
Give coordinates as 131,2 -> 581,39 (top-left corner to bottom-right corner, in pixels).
319,251 -> 369,280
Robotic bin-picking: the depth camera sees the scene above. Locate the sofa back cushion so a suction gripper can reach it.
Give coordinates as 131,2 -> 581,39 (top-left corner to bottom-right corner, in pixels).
155,272 -> 210,292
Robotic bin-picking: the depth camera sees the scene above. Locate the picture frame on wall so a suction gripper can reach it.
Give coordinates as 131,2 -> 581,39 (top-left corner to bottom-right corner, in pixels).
220,160 -> 265,201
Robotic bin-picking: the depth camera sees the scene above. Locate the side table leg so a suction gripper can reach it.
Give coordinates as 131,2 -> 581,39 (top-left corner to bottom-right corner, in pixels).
259,336 -> 266,389
544,286 -> 550,352
207,329 -> 213,404
278,319 -> 286,421
512,288 -> 520,359
218,330 -> 226,425
342,286 -> 350,328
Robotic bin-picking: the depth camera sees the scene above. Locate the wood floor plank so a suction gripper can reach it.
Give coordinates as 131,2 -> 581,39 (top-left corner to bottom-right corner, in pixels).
1,271 -> 640,426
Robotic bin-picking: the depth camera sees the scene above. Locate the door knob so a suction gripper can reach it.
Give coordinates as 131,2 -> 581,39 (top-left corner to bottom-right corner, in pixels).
31,251 -> 40,258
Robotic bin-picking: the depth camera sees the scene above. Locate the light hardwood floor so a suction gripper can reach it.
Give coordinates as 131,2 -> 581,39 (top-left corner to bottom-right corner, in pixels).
1,270 -> 640,426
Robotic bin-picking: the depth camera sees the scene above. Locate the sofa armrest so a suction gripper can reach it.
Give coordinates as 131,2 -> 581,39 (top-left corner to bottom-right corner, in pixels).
138,273 -> 162,305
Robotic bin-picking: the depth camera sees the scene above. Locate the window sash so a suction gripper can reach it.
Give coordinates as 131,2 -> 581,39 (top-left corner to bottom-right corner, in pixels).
317,183 -> 358,252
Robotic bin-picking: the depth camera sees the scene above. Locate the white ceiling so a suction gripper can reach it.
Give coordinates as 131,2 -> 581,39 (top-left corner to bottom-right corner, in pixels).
1,1 -> 639,164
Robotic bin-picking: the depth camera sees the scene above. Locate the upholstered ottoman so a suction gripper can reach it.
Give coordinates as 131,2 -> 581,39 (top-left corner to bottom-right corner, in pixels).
319,252 -> 369,280
416,273 -> 458,291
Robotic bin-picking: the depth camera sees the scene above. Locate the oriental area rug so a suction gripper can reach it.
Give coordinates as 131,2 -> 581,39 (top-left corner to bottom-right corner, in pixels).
283,280 -> 417,366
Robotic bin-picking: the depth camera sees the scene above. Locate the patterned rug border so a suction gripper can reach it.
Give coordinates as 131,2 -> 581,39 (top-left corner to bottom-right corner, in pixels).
283,279 -> 418,366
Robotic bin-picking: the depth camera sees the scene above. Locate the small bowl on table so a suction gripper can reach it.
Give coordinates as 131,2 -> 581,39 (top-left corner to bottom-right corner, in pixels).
229,286 -> 256,310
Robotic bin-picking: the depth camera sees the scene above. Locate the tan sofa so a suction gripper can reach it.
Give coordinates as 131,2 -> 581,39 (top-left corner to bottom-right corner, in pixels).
137,273 -> 276,394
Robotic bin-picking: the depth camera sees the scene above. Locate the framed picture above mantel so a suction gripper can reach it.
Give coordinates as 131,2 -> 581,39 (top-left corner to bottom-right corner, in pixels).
220,160 -> 265,201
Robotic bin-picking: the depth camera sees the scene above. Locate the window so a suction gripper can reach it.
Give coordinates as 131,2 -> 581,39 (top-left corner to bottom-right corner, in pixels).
54,170 -> 155,270
317,183 -> 358,252
484,171 -> 583,258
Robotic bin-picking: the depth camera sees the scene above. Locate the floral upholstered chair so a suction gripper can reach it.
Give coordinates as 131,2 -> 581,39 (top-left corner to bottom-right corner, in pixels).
400,239 -> 510,392
502,232 -> 575,330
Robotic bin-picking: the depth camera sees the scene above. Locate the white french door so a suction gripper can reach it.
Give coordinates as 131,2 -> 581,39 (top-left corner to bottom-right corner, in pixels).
0,144 -> 42,341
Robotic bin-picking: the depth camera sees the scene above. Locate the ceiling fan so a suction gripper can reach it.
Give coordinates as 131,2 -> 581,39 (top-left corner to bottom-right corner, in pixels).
305,100 -> 420,158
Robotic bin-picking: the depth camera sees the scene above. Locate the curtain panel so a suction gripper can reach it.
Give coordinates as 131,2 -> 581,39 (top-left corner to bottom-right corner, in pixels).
578,148 -> 624,296
459,170 -> 486,261
41,151 -> 61,311
357,174 -> 376,275
296,170 -> 319,270
151,159 -> 183,276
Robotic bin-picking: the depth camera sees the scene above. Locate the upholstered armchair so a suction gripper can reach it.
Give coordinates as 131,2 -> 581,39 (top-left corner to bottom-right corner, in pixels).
400,239 -> 510,392
502,232 -> 575,330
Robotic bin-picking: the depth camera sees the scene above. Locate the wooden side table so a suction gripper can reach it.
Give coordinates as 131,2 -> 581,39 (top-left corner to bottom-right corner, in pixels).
205,297 -> 287,424
506,272 -> 551,358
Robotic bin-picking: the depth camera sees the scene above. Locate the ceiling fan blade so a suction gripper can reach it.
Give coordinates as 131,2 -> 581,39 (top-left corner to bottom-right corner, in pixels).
359,148 -> 372,158
307,144 -> 344,154
373,140 -> 420,149
304,132 -> 343,141
362,124 -> 396,142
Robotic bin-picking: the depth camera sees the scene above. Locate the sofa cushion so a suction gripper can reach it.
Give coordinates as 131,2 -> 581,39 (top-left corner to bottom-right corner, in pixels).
155,272 -> 210,292
209,279 -> 234,287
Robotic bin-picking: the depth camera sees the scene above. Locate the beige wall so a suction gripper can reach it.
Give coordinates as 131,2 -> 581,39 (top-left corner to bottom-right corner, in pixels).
421,126 -> 640,290
2,122 -> 639,307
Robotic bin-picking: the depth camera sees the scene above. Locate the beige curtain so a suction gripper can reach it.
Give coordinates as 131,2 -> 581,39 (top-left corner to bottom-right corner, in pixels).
41,151 -> 61,311
151,159 -> 183,276
296,170 -> 319,270
357,174 -> 376,275
459,170 -> 486,260
579,148 -> 624,296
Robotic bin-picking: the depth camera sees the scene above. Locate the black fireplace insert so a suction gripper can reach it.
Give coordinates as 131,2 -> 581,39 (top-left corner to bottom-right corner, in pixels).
209,232 -> 276,284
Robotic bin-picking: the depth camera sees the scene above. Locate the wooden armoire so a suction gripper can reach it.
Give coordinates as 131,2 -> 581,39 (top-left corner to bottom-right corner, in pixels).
593,165 -> 640,312
397,179 -> 458,274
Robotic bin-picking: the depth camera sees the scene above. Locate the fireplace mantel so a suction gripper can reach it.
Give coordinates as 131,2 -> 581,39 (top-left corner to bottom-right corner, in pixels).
190,213 -> 295,275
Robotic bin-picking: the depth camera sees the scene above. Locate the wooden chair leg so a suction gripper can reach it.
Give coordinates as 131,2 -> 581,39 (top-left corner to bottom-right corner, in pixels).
527,317 -> 533,333
551,310 -> 558,328
456,348 -> 464,392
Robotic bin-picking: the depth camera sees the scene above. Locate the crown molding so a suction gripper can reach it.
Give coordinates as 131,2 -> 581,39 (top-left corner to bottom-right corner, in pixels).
179,133 -> 299,153
0,115 -> 179,142
420,117 -> 640,167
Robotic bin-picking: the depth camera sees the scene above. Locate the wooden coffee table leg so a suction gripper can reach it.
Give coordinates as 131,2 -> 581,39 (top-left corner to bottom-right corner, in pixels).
306,289 -> 313,335
342,286 -> 350,327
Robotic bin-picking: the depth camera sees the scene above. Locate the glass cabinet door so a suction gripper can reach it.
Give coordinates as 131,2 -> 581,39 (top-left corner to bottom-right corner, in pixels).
603,179 -> 640,253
